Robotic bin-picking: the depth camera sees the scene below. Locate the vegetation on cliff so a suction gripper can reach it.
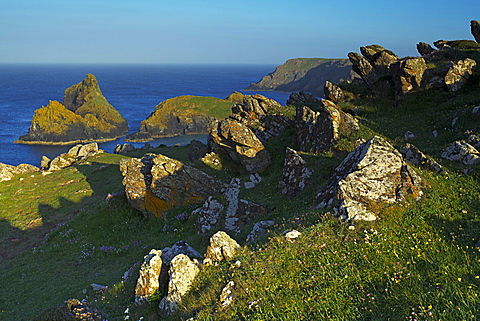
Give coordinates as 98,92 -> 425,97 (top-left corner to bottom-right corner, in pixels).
16,74 -> 128,145
126,95 -> 234,141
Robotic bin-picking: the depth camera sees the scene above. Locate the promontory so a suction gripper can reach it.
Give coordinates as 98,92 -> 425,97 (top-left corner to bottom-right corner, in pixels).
15,74 -> 128,145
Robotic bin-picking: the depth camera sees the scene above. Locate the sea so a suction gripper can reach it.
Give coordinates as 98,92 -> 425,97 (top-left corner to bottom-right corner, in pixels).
0,64 -> 292,166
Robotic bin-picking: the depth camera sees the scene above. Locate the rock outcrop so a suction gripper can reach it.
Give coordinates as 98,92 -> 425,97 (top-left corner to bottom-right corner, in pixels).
158,254 -> 200,316
135,249 -> 167,305
286,91 -> 320,106
16,74 -> 128,144
278,147 -> 313,197
194,196 -> 225,234
41,142 -> 102,171
0,163 -> 39,182
204,231 -> 241,263
441,140 -> 480,165
390,57 -> 427,95
295,100 -> 359,153
208,119 -> 271,173
444,58 -> 477,92
317,136 -> 423,222
324,81 -> 345,103
417,42 -> 435,56
400,144 -> 444,173
229,93 -> 282,125
119,153 -> 225,218
245,58 -> 358,96
471,20 -> 480,43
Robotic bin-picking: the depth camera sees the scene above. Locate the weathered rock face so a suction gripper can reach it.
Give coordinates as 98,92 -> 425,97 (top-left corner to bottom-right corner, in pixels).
390,57 -> 427,95
278,147 -> 313,197
119,153 -> 225,218
417,42 -> 435,56
17,74 -> 128,144
208,119 -> 271,173
246,220 -> 275,244
158,254 -> 200,316
229,93 -> 282,125
204,231 -> 241,263
348,52 -> 377,86
295,100 -> 359,154
254,115 -> 292,142
0,163 -> 39,182
188,139 -> 210,162
135,249 -> 166,305
471,20 -> 480,43
114,143 -> 135,155
194,196 -> 225,234
324,81 -> 345,103
161,241 -> 204,263
317,136 -> 423,222
125,95 -> 233,142
286,91 -> 320,106
444,58 -> 477,92
360,45 -> 399,76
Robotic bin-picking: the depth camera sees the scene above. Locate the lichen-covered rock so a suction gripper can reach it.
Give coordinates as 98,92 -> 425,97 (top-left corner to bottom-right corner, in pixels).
219,280 -> 235,310
471,20 -> 480,43
48,154 -> 77,171
360,45 -> 399,76
254,115 -> 292,142
208,119 -> 271,173
17,74 -> 128,144
417,42 -> 435,56
119,153 -> 225,218
317,136 -> 423,222
390,57 -> 427,95
135,249 -> 166,305
204,231 -> 241,263
68,142 -> 101,158
229,93 -> 282,125
158,254 -> 200,316
444,58 -> 477,92
441,140 -> 480,165
348,52 -> 377,86
194,196 -> 225,234
161,241 -> 204,263
278,147 -> 313,197
114,143 -> 135,154
324,81 -> 345,103
295,100 -> 359,153
0,163 -> 39,182
400,143 -> 444,173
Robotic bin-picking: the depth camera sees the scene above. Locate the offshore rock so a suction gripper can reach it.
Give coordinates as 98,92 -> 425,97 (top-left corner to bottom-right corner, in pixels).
324,81 -> 345,103
295,100 -> 359,153
17,74 -> 128,144
135,249 -> 167,305
158,254 -> 200,316
316,136 -> 423,222
444,58 -> 477,92
208,119 -> 271,173
390,57 -> 427,95
471,20 -> 480,43
278,147 -> 313,197
204,231 -> 242,264
119,153 -> 225,218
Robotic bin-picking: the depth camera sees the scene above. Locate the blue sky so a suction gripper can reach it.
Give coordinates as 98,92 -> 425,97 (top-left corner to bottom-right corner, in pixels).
1,0 -> 479,64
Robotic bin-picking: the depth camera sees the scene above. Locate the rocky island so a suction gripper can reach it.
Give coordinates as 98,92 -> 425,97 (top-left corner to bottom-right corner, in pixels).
15,74 -> 128,145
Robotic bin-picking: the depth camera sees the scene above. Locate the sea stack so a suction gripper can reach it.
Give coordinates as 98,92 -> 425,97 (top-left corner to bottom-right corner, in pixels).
16,74 -> 128,145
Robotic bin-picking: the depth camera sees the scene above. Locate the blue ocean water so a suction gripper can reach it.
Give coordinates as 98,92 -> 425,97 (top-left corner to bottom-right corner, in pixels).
0,64 -> 292,166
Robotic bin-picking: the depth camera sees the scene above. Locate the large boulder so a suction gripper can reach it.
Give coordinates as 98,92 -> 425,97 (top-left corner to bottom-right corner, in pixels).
400,143 -> 444,173
229,93 -> 282,125
348,52 -> 378,86
390,57 -> 427,95
208,119 -> 271,173
254,115 -> 292,143
277,147 -> 313,197
471,20 -> 480,43
204,231 -> 242,263
317,136 -> 423,222
158,254 -> 200,316
360,45 -> 399,76
0,163 -> 39,182
286,91 -> 320,106
120,153 -> 225,218
295,100 -> 359,153
444,58 -> 477,92
135,249 -> 167,305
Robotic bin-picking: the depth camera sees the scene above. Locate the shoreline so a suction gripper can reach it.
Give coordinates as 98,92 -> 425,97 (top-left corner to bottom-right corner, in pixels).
13,136 -> 124,146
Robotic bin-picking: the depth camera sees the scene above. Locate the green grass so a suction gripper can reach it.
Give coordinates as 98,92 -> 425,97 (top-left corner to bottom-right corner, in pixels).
2,48 -> 480,320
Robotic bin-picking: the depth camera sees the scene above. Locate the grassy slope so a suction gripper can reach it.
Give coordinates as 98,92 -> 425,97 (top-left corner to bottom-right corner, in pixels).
2,62 -> 480,321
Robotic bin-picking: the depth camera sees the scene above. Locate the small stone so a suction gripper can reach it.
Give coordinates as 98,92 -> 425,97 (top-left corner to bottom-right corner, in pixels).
284,230 -> 301,242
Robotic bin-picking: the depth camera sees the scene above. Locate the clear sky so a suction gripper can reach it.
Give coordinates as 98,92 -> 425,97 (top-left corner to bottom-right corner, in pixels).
1,0 -> 479,65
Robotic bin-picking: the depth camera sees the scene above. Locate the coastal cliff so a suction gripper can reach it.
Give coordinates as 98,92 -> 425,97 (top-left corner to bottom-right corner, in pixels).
245,58 -> 358,95
16,74 -> 128,145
